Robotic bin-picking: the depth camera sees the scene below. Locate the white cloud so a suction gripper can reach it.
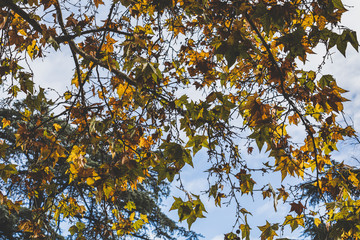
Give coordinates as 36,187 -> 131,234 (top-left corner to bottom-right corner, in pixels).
31,48 -> 74,97
211,234 -> 225,240
254,200 -> 273,216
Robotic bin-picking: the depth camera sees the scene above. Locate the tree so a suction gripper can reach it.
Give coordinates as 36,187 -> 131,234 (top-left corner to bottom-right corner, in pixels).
0,101 -> 201,239
298,160 -> 360,240
0,0 -> 359,239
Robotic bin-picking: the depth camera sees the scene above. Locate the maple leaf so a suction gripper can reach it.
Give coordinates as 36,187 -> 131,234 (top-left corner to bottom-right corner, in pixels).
258,221 -> 279,240
1,118 -> 10,128
290,201 -> 306,216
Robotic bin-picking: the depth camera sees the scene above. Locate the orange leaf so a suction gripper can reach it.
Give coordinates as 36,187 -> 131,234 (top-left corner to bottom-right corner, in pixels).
94,0 -> 104,8
2,118 -> 10,128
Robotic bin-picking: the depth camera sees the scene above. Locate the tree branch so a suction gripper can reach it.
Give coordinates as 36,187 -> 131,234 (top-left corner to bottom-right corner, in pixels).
55,27 -> 133,43
2,0 -> 43,33
244,12 -> 322,194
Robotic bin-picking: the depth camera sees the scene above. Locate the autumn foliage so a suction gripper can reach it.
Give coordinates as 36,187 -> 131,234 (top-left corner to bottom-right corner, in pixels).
0,0 -> 359,239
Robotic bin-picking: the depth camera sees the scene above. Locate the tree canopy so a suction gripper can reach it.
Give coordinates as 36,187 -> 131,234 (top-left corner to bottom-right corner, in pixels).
0,0 -> 359,239
0,101 -> 201,239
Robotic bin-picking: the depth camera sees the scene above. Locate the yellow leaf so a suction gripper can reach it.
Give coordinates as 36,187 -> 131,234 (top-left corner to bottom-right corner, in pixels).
348,172 -> 359,186
71,76 -> 79,88
124,201 -> 136,211
139,136 -> 152,148
18,29 -> 27,36
53,123 -> 62,131
69,163 -> 78,174
67,145 -> 86,167
64,91 -> 72,100
23,109 -> 31,120
2,118 -> 10,128
103,184 -> 113,199
86,177 -> 95,186
137,176 -> 145,184
314,218 -> 321,227
101,34 -> 116,52
139,137 -> 146,148
140,213 -> 149,223
68,172 -> 74,183
117,83 -> 131,98
26,40 -> 38,59
129,212 -> 136,221
316,15 -> 327,30
54,208 -> 61,221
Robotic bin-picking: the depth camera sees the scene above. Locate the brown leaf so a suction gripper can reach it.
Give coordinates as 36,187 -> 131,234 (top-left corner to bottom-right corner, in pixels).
290,201 -> 306,215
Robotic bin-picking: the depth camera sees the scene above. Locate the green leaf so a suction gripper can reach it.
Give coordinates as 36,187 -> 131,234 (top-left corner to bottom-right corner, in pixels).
69,225 -> 78,235
179,204 -> 192,221
258,221 -> 279,240
346,30 -> 359,51
332,0 -> 346,10
249,129 -> 267,152
337,32 -> 348,56
186,135 -> 208,156
319,75 -> 335,89
169,197 -> 183,211
224,232 -> 238,240
208,185 -> 217,198
328,33 -> 339,49
240,223 -> 251,240
283,214 -> 304,232
256,131 -> 266,152
186,213 -> 197,229
0,164 -> 18,182
161,142 -> 193,168
76,222 -> 85,231
225,50 -> 238,68
170,196 -> 206,229
133,219 -> 145,230
47,36 -> 59,50
206,91 -> 218,103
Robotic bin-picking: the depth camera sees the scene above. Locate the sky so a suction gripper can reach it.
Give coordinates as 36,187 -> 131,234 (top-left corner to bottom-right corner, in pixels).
26,0 -> 360,239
